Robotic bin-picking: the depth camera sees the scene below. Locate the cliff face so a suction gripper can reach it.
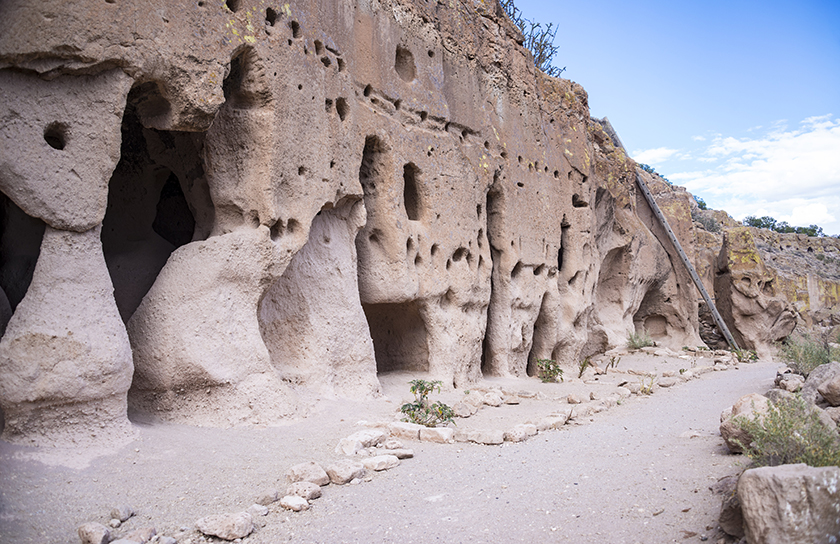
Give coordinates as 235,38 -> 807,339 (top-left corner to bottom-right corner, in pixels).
0,0 -> 828,445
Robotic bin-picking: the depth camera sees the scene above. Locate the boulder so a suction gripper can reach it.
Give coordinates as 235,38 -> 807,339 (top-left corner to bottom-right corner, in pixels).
720,393 -> 770,453
738,464 -> 840,544
388,422 -> 423,441
817,374 -> 840,406
195,512 -> 253,541
454,429 -> 505,445
802,362 -> 840,405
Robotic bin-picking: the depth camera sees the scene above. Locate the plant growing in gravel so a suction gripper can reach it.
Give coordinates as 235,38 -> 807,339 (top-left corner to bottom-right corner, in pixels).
627,331 -> 654,350
577,356 -> 592,378
778,332 -> 839,377
732,348 -> 758,363
733,395 -> 840,467
536,358 -> 564,383
605,356 -> 621,372
400,379 -> 455,427
638,375 -> 656,395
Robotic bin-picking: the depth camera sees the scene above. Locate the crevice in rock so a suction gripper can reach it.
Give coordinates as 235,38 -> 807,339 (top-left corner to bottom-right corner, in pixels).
0,192 -> 45,312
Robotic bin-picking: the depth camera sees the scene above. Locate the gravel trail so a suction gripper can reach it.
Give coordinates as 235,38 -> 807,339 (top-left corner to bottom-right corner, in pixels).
0,359 -> 778,544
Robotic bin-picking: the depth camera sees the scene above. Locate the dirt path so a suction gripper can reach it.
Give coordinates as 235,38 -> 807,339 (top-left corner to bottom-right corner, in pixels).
0,356 -> 779,544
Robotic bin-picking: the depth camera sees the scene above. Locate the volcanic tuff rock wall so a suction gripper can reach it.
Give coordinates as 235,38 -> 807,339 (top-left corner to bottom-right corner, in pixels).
0,0 -> 785,446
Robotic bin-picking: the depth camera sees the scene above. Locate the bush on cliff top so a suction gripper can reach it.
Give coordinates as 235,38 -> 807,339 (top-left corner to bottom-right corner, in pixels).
499,0 -> 566,78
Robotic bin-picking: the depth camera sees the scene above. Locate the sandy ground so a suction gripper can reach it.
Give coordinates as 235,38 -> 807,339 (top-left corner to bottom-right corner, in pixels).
0,351 -> 781,544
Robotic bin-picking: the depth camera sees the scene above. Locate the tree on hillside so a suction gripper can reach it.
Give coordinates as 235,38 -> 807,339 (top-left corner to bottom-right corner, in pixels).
744,215 -> 824,237
499,0 -> 566,78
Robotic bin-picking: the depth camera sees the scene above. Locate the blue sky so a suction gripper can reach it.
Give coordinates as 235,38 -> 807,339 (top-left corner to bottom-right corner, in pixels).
513,0 -> 840,235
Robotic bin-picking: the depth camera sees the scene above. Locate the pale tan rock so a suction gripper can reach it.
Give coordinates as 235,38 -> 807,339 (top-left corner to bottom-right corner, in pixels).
195,512 -> 253,541
738,464 -> 840,544
817,374 -> 840,406
720,393 -> 771,453
360,455 -> 400,471
279,496 -> 310,512
0,227 -> 134,447
0,69 -> 132,231
286,481 -> 321,501
803,362 -> 840,405
504,423 -> 537,443
78,522 -> 110,544
419,427 -> 455,444
388,422 -> 423,441
454,429 -> 505,445
326,459 -> 366,485
335,429 -> 387,455
286,462 -> 330,486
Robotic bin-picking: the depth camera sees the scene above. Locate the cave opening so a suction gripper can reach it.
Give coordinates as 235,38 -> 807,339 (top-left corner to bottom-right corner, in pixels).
363,301 -> 429,374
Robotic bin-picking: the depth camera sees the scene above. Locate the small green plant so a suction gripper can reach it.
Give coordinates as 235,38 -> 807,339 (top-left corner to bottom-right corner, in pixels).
536,358 -> 564,383
732,349 -> 758,363
639,375 -> 656,395
733,395 -> 840,467
778,332 -> 840,377
577,356 -> 592,378
605,356 -> 621,372
627,331 -> 655,350
679,368 -> 686,375
400,379 -> 455,427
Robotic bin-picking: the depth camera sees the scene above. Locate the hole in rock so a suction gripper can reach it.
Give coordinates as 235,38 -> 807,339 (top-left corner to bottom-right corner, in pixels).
452,247 -> 467,262
511,261 -> 523,278
419,111 -> 428,121
265,7 -> 277,25
534,264 -> 544,276
403,163 -> 422,221
363,301 -> 429,373
314,40 -> 324,55
43,122 -> 67,150
225,0 -> 240,12
325,98 -> 333,112
394,45 -> 416,82
290,20 -> 301,38
321,57 -> 331,68
363,84 -> 372,97
393,99 -> 401,110
572,194 -> 589,208
430,243 -> 439,256
337,58 -> 346,71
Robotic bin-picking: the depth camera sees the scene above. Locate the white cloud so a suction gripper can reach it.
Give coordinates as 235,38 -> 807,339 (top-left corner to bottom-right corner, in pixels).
673,114 -> 840,235
691,135 -> 706,141
631,147 -> 679,165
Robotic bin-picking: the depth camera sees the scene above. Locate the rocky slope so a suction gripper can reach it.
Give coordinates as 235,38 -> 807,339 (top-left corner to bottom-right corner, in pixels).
0,0 -> 835,447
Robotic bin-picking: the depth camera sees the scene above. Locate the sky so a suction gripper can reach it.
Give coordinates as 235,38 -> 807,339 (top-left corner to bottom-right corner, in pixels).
512,0 -> 840,235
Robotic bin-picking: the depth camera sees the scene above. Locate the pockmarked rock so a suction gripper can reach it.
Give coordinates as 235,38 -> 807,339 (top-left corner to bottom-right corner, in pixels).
336,429 -> 386,455
738,464 -> 840,544
195,512 -> 253,541
287,481 -> 322,500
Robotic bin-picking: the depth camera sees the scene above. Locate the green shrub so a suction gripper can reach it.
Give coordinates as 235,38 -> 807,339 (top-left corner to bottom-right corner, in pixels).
535,358 -> 563,383
400,379 -> 455,427
778,332 -> 839,377
732,348 -> 758,363
627,331 -> 655,350
733,395 -> 840,467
